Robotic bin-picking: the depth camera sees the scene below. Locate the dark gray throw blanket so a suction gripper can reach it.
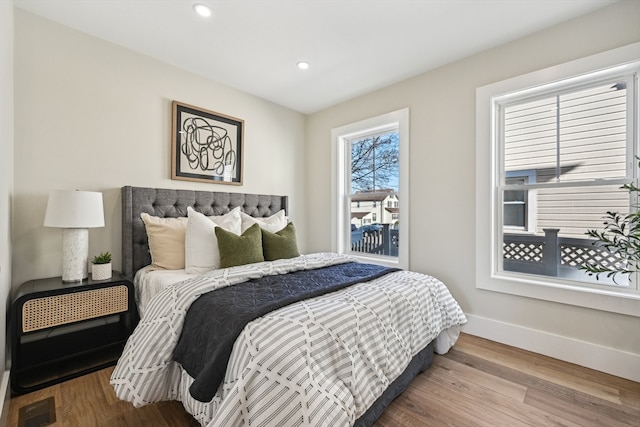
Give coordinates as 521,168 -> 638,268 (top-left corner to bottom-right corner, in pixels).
173,261 -> 399,402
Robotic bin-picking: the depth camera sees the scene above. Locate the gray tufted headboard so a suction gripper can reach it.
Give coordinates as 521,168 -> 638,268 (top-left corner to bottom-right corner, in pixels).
121,186 -> 288,279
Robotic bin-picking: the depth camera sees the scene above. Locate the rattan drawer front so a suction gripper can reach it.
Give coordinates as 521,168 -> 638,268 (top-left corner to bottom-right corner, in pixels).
22,285 -> 129,333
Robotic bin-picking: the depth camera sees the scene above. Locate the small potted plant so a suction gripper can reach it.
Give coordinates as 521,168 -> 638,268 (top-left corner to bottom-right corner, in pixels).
92,251 -> 112,281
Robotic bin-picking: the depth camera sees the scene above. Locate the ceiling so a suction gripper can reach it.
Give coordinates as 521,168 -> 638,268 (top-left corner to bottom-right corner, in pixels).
14,0 -> 616,114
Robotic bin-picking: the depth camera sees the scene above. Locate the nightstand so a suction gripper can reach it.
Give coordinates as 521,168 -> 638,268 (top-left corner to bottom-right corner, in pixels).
11,271 -> 138,394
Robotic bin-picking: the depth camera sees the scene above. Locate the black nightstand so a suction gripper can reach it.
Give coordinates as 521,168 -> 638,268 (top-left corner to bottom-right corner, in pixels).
11,271 -> 138,394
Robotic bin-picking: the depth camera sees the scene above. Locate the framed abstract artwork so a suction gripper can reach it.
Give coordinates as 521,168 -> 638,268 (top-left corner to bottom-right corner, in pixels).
171,101 -> 244,185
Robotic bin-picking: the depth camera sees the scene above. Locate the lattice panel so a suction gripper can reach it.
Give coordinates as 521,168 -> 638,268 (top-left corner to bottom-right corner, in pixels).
561,245 -> 625,269
503,242 -> 543,262
22,285 -> 128,333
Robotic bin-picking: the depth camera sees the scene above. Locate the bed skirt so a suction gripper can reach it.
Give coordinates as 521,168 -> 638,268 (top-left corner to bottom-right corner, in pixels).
354,340 -> 434,426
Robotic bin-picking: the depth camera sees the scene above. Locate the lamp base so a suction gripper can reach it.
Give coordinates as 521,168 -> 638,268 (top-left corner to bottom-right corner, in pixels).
61,228 -> 89,283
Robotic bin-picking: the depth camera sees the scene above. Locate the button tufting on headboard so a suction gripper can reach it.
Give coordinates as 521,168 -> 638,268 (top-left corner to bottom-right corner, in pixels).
121,186 -> 288,279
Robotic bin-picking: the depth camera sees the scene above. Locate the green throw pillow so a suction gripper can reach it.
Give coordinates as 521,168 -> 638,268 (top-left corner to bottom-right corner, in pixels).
215,223 -> 265,268
262,222 -> 300,261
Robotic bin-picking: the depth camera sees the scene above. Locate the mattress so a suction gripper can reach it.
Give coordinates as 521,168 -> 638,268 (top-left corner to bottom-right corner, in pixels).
134,266 -> 199,318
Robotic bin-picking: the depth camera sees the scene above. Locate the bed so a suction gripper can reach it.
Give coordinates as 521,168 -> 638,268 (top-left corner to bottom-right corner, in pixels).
110,185 -> 467,427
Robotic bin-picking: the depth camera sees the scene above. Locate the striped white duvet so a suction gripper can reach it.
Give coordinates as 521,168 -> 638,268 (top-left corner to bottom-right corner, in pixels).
110,253 -> 467,426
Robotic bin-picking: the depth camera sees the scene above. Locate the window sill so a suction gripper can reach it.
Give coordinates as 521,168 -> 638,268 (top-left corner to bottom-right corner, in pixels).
477,271 -> 640,317
348,252 -> 406,270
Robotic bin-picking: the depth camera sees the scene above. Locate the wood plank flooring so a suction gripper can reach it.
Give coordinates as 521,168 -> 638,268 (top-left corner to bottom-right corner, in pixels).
8,333 -> 639,426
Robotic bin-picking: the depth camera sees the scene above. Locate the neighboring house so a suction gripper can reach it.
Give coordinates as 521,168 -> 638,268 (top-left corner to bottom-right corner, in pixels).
497,68 -> 635,287
503,83 -> 629,239
350,189 -> 399,228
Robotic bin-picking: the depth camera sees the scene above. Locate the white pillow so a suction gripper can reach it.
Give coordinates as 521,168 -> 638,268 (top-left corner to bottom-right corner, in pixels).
185,206 -> 242,274
240,210 -> 287,233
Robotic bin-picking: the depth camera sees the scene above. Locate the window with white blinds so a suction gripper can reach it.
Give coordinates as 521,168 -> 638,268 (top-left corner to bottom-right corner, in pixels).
494,64 -> 638,289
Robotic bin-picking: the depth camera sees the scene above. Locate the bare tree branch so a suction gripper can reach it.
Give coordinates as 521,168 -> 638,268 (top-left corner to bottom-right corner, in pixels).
351,133 -> 399,192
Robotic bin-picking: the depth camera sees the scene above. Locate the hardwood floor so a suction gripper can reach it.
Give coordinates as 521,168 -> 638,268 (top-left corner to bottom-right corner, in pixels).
8,333 -> 639,426
375,334 -> 639,427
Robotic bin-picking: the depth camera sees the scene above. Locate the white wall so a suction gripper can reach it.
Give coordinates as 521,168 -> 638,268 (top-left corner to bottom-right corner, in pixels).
0,0 -> 13,421
12,10 -> 307,289
305,1 -> 640,380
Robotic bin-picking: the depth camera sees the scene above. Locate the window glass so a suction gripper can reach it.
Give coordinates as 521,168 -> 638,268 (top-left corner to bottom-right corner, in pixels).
496,73 -> 637,289
504,177 -> 526,228
348,130 -> 399,259
503,82 -> 628,183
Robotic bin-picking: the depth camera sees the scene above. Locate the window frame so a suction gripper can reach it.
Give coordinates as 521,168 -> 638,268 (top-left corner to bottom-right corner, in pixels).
476,43 -> 640,317
332,109 -> 409,269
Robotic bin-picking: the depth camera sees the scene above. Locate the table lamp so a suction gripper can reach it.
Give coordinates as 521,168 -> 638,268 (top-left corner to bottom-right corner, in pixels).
44,190 -> 105,282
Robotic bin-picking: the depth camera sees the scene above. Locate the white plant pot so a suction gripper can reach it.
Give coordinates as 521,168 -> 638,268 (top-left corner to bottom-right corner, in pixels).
92,263 -> 112,281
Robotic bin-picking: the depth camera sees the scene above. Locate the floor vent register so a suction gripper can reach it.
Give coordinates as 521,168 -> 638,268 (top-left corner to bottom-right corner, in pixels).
17,396 -> 56,427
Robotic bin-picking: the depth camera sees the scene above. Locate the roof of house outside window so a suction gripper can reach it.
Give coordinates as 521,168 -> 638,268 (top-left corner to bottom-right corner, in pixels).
351,189 -> 396,202
350,212 -> 369,219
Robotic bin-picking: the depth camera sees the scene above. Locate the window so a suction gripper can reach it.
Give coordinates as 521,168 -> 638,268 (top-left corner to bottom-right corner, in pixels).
332,109 -> 409,269
504,177 -> 526,227
496,68 -> 638,289
476,44 -> 639,316
504,170 -> 536,231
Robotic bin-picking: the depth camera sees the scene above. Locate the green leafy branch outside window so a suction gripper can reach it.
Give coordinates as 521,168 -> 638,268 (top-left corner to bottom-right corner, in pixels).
582,161 -> 640,282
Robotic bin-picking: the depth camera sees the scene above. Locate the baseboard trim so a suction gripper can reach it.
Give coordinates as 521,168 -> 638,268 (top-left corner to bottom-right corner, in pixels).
462,314 -> 640,382
0,370 -> 10,427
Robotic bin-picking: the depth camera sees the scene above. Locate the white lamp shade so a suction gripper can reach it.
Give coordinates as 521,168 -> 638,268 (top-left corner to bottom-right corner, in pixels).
44,190 -> 105,228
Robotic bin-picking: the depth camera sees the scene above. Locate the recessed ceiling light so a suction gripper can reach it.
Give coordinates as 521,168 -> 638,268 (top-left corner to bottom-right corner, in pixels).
193,4 -> 212,18
297,61 -> 310,70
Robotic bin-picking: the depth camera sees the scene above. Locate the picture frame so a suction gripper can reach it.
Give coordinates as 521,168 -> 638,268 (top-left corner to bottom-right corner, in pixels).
171,101 -> 244,185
